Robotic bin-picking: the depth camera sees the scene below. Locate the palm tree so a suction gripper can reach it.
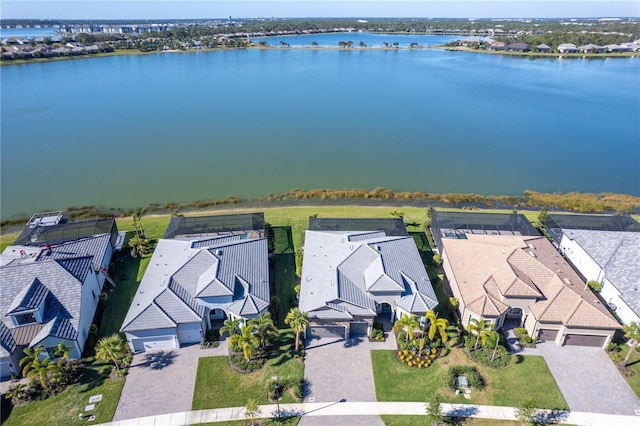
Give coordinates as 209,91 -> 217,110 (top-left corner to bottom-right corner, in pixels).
230,324 -> 259,360
249,312 -> 278,349
466,318 -> 492,351
285,308 -> 309,354
220,318 -> 242,340
393,314 -> 420,341
19,345 -> 44,377
426,310 -> 449,343
95,334 -> 127,373
22,352 -> 59,389
623,322 -> 640,367
54,341 -> 72,367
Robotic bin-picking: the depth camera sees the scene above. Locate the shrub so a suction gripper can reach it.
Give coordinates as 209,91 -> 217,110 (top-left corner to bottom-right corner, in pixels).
467,346 -> 512,368
587,280 -> 603,292
446,365 -> 485,390
514,328 -> 528,338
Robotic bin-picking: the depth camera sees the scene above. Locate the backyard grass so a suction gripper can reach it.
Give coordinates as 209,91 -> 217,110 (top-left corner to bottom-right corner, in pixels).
98,252 -> 151,338
3,361 -> 124,426
192,329 -> 304,410
372,348 -> 568,410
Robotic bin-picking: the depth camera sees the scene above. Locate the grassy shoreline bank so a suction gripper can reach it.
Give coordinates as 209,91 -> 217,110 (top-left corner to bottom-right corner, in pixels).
3,40 -> 637,66
2,188 -> 639,231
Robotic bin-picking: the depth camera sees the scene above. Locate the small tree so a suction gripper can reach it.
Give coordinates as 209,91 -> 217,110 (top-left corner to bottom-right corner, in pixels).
231,324 -> 259,361
425,394 -> 444,425
248,312 -> 278,349
245,398 -> 261,425
285,307 -> 309,354
467,318 -> 492,351
220,318 -> 242,340
623,322 -> 640,367
587,280 -> 602,292
393,314 -> 420,341
537,206 -> 549,226
95,334 -> 127,373
426,310 -> 449,343
432,253 -> 443,266
449,297 -> 459,311
54,341 -> 72,367
515,396 -> 538,425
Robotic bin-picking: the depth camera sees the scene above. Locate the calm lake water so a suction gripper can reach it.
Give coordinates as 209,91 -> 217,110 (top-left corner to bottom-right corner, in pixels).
1,35 -> 639,219
0,27 -> 59,38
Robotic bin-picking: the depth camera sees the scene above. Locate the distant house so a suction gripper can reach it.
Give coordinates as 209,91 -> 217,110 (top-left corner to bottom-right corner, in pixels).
536,44 -> 551,52
604,44 -> 631,53
432,212 -> 620,349
487,41 -> 506,51
578,44 -> 605,53
299,218 -> 438,340
546,214 -> 640,325
557,43 -> 579,53
0,213 -> 118,379
507,42 -> 529,52
121,213 -> 269,353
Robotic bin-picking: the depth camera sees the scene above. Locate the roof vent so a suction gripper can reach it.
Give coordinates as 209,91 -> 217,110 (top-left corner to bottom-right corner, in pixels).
216,249 -> 223,256
563,278 -> 572,285
500,248 -> 505,254
528,243 -> 536,250
376,245 -> 382,251
528,251 -> 537,258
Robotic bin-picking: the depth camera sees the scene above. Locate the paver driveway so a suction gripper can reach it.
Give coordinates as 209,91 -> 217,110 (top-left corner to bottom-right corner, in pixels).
113,341 -> 227,421
536,343 -> 640,415
300,333 -> 396,426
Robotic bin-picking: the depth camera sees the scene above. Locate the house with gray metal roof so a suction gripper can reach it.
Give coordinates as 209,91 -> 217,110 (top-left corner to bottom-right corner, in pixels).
120,234 -> 269,353
546,214 -> 640,325
299,224 -> 438,340
0,231 -> 115,379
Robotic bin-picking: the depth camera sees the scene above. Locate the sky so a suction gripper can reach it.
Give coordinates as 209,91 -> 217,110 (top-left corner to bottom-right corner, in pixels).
1,0 -> 638,20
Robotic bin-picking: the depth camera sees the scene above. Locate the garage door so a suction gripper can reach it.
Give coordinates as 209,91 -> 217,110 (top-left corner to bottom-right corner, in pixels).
563,334 -> 606,347
309,325 -> 345,339
177,327 -> 202,345
349,321 -> 369,337
0,360 -> 14,379
538,329 -> 558,342
131,336 -> 177,353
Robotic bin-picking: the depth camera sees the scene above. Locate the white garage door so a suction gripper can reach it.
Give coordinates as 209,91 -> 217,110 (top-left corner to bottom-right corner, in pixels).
131,336 -> 177,353
177,327 -> 202,345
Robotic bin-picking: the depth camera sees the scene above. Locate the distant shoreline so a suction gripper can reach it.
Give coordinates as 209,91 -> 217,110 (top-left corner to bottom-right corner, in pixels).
2,42 -> 638,66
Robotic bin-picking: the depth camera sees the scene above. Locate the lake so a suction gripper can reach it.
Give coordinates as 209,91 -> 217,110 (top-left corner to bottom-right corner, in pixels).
1,35 -> 639,219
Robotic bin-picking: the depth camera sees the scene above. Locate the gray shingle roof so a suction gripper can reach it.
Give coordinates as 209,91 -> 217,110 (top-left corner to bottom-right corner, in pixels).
562,229 -> 640,317
0,322 -> 16,358
299,230 -> 437,320
6,278 -> 49,314
121,236 -> 269,333
37,234 -> 112,271
0,256 -> 90,352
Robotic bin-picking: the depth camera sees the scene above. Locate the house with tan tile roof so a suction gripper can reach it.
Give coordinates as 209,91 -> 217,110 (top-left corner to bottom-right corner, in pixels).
438,230 -> 619,349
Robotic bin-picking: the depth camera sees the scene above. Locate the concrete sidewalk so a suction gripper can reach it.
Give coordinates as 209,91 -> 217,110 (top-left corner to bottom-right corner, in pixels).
97,401 -> 640,426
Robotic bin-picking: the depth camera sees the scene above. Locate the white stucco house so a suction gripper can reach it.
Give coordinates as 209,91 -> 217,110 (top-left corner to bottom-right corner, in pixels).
120,234 -> 269,353
0,215 -> 117,379
299,219 -> 438,340
546,214 -> 640,325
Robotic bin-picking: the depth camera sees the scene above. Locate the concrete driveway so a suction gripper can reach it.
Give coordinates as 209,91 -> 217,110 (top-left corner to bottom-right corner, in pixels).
113,340 -> 228,421
536,343 -> 640,416
300,333 -> 396,426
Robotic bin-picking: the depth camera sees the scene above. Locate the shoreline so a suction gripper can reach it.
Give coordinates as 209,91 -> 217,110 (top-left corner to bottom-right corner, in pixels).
2,41 -> 638,66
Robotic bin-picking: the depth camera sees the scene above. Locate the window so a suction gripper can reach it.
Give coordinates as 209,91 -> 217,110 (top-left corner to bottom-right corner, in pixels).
14,312 -> 36,325
45,346 -> 58,358
511,308 -> 522,315
92,290 -> 96,300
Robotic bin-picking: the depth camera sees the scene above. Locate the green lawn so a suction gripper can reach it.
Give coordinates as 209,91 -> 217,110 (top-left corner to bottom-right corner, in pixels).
3,361 -> 124,426
618,345 -> 640,397
98,252 -> 151,338
372,348 -> 567,410
192,330 -> 304,410
381,416 -> 521,426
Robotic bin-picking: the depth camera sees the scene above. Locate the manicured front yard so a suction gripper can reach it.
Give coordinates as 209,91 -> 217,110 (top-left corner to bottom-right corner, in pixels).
381,416 -> 521,426
192,330 -> 304,410
3,361 -> 124,426
617,345 -> 640,398
372,348 -> 567,410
